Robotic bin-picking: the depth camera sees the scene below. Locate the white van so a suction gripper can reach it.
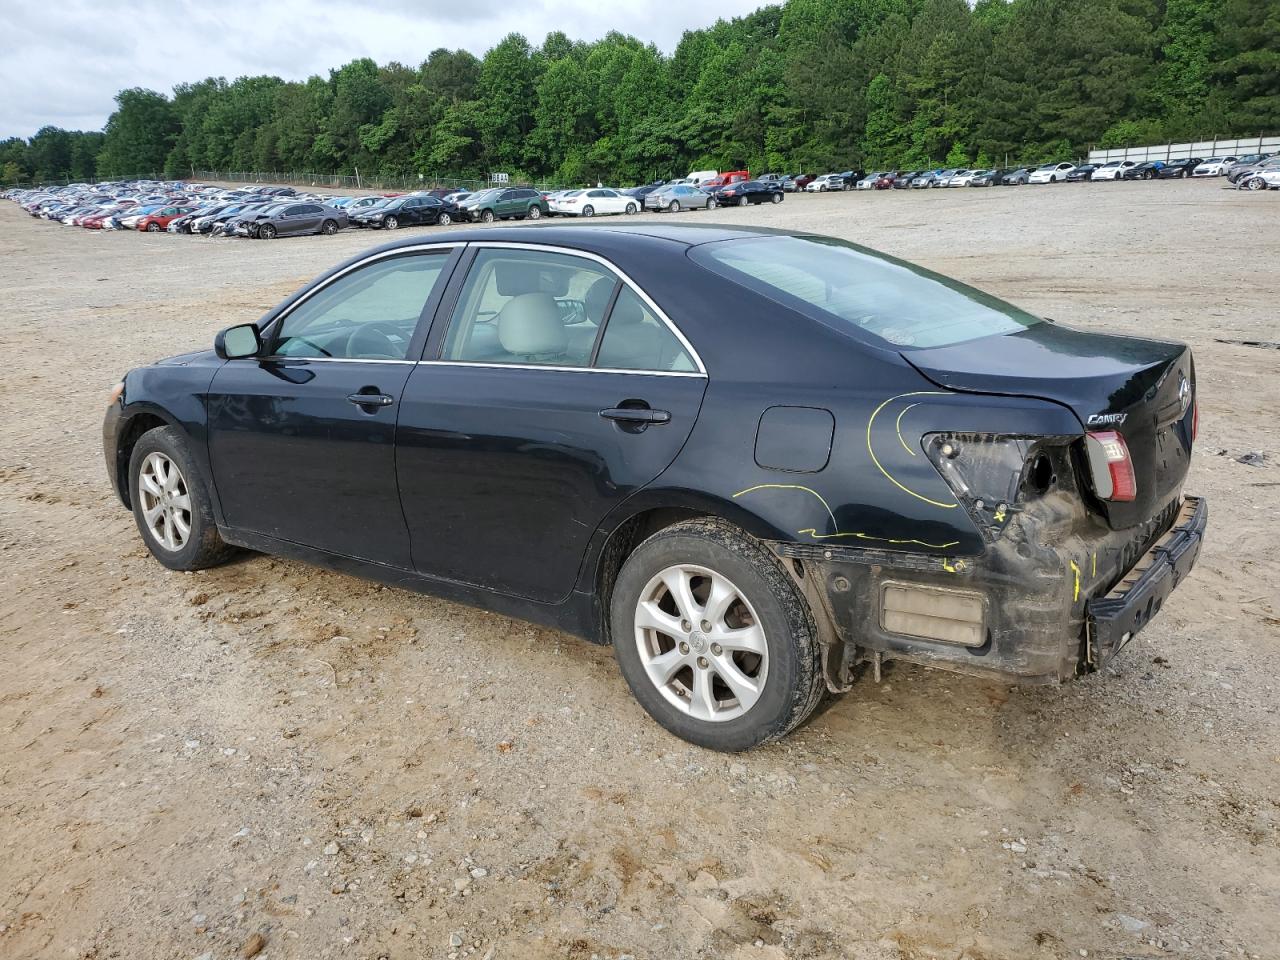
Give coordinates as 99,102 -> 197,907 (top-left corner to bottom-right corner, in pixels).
686,170 -> 718,185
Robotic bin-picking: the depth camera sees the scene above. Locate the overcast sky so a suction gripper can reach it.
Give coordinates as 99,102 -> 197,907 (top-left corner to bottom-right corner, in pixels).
2,0 -> 770,139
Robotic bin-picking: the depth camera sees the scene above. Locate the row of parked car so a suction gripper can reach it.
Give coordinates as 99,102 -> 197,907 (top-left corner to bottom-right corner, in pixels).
844,153 -> 1280,189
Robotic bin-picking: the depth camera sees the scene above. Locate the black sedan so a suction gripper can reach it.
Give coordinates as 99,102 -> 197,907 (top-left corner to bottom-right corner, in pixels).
102,225 -> 1206,751
1065,164 -> 1098,182
1156,158 -> 1203,179
1121,161 -> 1165,180
352,195 -> 461,230
712,180 -> 784,206
968,169 -> 1007,187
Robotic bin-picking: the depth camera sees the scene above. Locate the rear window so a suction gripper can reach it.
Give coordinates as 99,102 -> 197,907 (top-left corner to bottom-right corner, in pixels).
690,235 -> 1041,350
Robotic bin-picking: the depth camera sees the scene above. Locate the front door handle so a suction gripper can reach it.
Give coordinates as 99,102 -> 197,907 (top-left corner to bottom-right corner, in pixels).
348,392 -> 395,408
600,406 -> 670,424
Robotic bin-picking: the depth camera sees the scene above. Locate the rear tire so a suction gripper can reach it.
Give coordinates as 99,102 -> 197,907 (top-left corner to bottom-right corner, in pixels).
611,518 -> 825,752
384,215 -> 399,230
528,205 -> 542,219
582,205 -> 595,218
437,212 -> 452,226
321,219 -> 338,235
738,195 -> 749,207
128,426 -> 236,572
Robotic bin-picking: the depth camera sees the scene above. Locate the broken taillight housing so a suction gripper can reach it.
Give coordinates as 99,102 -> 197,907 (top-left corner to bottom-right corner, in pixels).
1084,430 -> 1137,502
925,434 -> 1043,541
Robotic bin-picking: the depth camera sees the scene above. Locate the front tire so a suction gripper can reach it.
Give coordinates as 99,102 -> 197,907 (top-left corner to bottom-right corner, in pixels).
321,219 -> 338,235
771,192 -> 782,203
706,197 -> 717,210
146,222 -> 160,232
480,209 -> 495,224
259,223 -> 277,239
582,205 -> 595,218
1247,177 -> 1267,191
128,427 -> 235,572
611,519 -> 824,751
625,202 -> 637,215
437,212 -> 452,226
738,195 -> 749,207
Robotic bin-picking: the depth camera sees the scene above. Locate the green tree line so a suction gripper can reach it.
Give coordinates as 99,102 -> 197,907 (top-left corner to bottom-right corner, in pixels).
3,0 -> 1277,187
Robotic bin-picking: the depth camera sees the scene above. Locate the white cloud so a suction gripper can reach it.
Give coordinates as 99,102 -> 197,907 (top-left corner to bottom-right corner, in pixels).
0,0 -> 768,138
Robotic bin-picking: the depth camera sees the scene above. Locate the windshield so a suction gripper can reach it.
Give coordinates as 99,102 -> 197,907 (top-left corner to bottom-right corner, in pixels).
691,235 -> 1042,350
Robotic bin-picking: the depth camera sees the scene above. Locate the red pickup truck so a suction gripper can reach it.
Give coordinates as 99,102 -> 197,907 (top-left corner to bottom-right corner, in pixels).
700,170 -> 749,190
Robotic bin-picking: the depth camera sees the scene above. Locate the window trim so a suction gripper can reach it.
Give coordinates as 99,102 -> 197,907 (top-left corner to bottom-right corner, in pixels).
424,241 -> 706,376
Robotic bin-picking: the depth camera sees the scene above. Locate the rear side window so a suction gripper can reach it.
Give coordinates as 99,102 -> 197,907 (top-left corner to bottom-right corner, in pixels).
692,235 -> 1041,350
595,288 -> 696,372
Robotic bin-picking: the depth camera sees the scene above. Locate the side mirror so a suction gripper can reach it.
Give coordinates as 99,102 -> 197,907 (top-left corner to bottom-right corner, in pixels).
215,323 -> 263,360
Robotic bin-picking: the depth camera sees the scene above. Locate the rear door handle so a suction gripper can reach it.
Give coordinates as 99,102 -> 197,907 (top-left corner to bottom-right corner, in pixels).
348,392 -> 395,407
600,407 -> 670,424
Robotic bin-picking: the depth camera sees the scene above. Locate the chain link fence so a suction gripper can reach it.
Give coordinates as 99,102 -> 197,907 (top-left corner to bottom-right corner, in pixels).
4,169 -> 570,193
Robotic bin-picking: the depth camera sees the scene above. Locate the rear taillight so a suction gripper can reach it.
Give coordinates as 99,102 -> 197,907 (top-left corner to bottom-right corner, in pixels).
1085,430 -> 1137,502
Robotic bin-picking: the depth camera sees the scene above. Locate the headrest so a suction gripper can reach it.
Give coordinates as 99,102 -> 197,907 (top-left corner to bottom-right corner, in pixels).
498,294 -> 568,356
584,277 -> 615,324
495,260 -> 571,297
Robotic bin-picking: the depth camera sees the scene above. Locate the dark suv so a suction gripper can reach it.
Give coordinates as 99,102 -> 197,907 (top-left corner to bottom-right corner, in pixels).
461,187 -> 548,223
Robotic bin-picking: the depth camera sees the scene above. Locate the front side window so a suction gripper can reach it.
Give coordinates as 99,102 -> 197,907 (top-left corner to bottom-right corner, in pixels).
273,252 -> 450,360
441,249 -> 618,367
692,235 -> 1041,350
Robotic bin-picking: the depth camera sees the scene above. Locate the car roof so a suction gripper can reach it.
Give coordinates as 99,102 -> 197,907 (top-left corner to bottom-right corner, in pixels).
363,222 -> 784,255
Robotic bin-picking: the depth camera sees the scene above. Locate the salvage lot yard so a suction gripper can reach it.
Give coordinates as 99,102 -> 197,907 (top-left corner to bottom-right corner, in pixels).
1,180 -> 1277,960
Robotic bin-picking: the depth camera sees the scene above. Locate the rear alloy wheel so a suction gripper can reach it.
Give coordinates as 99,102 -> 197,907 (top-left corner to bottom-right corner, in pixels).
146,222 -> 160,232
384,215 -> 399,230
480,209 -> 495,224
1144,170 -> 1154,180
128,426 -> 235,571
527,205 -> 542,219
582,205 -> 595,218
259,223 -> 277,239
437,212 -> 452,226
667,200 -> 681,213
625,202 -> 637,215
321,219 -> 338,235
611,519 -> 824,751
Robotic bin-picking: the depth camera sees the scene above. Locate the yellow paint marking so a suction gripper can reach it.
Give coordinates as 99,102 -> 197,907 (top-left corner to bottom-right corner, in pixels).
993,504 -> 1007,523
1091,552 -> 1096,577
797,529 -> 960,550
866,392 -> 958,510
734,484 -> 957,551
1069,559 -> 1082,602
895,403 -> 920,456
733,484 -> 837,528
941,558 -> 967,573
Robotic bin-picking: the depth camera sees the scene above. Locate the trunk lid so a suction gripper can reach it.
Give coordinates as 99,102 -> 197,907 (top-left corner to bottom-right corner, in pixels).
904,322 -> 1195,529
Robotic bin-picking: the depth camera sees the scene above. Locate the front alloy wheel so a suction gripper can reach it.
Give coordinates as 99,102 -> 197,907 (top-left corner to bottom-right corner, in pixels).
259,223 -> 276,239
384,215 -> 399,230
438,212 -> 452,225
480,210 -> 495,224
667,200 -> 681,213
138,452 -> 191,552
1248,177 -> 1266,191
582,205 -> 595,218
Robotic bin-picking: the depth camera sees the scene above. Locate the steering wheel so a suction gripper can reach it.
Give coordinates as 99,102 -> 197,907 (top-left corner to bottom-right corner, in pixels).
347,324 -> 401,360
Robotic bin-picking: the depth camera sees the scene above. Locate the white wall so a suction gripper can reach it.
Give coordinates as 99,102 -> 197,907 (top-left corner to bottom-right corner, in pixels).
1088,135 -> 1280,163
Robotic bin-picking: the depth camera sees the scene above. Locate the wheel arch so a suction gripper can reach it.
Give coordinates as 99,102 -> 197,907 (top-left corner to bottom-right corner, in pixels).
113,406 -> 184,509
580,492 -> 784,647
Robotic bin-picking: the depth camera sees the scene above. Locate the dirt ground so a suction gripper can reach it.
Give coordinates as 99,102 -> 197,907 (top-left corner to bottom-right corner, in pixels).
1,180 -> 1277,960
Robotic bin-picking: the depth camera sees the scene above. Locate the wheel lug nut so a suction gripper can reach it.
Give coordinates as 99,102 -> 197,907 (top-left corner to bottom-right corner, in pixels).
700,620 -> 711,633
678,641 -> 690,654
711,643 -> 723,656
697,656 -> 709,669
681,620 -> 691,633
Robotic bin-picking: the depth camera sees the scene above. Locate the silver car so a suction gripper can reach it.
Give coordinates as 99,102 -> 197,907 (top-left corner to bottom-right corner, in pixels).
644,183 -> 718,212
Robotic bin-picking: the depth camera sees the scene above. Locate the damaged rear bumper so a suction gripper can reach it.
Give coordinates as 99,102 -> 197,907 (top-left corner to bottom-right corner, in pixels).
1086,495 -> 1206,668
773,493 -> 1208,686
